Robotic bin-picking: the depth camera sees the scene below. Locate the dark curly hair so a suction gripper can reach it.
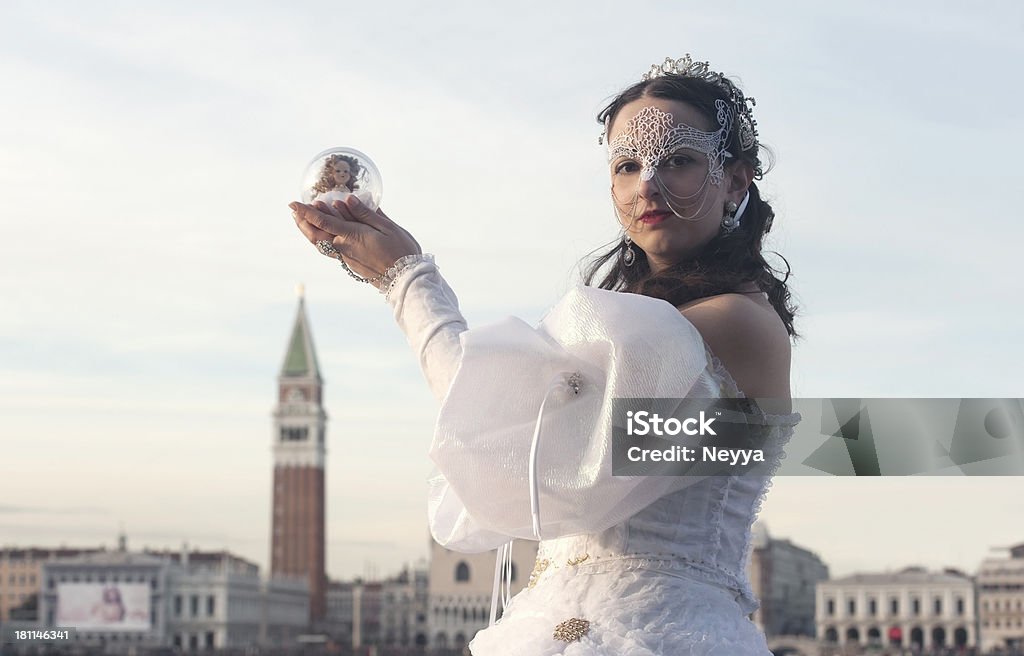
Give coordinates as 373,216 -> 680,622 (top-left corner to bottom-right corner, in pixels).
312,154 -> 361,195
583,73 -> 799,338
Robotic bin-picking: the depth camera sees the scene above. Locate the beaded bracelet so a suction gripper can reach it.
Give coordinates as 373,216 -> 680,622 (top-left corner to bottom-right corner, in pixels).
379,254 -> 434,300
315,241 -> 431,297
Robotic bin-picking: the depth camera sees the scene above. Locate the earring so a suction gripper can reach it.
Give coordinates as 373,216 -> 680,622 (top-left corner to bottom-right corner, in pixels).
622,234 -> 636,267
721,200 -> 740,234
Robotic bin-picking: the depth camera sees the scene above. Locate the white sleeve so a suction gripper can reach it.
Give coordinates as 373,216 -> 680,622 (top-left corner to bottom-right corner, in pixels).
387,257 -> 467,402
388,260 -> 724,552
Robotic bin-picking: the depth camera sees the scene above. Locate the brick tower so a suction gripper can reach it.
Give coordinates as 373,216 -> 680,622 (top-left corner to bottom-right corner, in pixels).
271,285 -> 327,622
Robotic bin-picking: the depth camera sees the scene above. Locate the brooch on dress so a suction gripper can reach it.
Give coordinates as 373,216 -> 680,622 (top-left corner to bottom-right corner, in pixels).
528,558 -> 550,589
553,617 -> 590,642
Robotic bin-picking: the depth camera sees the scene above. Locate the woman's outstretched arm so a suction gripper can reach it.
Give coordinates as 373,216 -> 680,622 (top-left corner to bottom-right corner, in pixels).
290,197 -> 466,400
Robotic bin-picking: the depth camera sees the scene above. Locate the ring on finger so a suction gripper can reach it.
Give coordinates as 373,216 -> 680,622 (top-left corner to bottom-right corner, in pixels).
316,240 -> 341,258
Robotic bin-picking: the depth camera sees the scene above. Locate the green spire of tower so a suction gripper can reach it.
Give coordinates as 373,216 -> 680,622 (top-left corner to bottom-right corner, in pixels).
280,285 -> 321,379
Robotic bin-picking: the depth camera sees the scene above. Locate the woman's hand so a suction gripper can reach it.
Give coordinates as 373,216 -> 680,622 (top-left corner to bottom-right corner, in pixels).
290,195 -> 421,281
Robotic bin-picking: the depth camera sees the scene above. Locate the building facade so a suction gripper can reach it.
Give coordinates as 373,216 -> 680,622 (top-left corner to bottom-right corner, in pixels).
428,537 -> 537,650
159,547 -> 307,650
37,549 -> 170,652
271,289 -> 327,622
816,567 -> 976,650
29,543 -> 308,652
747,523 -> 829,637
327,563 -> 429,650
977,543 -> 1024,652
0,547 -> 103,622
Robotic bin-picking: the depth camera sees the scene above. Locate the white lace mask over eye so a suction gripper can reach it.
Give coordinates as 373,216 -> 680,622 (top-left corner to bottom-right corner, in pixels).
607,100 -> 734,187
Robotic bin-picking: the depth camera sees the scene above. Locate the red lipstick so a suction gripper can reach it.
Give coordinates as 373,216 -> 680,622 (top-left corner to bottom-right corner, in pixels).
638,211 -> 671,225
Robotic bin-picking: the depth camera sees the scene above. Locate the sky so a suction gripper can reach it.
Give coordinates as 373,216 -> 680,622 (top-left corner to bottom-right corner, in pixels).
1,1 -> 1022,582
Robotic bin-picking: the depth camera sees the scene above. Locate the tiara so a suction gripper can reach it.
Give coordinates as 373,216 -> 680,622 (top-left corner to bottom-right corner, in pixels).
641,55 -> 759,154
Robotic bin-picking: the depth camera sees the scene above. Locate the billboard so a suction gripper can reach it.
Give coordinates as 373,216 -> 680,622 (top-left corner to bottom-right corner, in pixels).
55,583 -> 150,631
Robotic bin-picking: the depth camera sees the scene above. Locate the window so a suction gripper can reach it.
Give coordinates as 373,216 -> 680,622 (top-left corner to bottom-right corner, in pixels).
280,426 -> 309,442
957,598 -> 964,615
869,598 -> 877,616
912,598 -> 920,616
848,599 -> 856,616
191,595 -> 199,616
934,598 -> 942,615
455,562 -> 470,582
174,595 -> 182,616
207,595 -> 215,616
205,632 -> 215,648
827,599 -> 835,616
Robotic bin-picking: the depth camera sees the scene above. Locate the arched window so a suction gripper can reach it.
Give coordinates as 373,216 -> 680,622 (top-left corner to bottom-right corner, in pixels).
455,561 -> 470,582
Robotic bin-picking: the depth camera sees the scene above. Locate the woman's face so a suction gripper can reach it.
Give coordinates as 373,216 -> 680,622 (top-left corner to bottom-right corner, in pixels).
606,96 -> 740,272
330,160 -> 352,189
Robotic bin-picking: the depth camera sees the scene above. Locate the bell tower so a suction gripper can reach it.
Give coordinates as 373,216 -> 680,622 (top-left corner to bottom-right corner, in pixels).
271,284 -> 327,622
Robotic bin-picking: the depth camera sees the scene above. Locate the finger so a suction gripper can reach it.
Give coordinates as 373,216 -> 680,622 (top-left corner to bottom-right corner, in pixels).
295,217 -> 335,247
315,200 -> 344,219
292,207 -> 333,240
291,202 -> 367,243
342,195 -> 390,231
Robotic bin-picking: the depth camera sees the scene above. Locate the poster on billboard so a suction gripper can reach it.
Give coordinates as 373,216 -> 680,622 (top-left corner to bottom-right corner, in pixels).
55,583 -> 150,631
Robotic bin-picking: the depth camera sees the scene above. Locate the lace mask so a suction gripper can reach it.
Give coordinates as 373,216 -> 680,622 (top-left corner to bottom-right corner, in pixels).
607,100 -> 733,188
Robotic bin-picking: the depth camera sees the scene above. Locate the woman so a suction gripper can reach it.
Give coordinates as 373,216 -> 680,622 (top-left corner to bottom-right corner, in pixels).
91,586 -> 125,624
291,55 -> 800,655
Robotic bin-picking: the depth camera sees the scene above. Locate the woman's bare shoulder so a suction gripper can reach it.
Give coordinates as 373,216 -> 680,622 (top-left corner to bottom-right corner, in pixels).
676,292 -> 792,404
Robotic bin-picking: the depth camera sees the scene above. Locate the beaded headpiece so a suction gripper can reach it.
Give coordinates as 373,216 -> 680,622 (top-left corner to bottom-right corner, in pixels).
602,55 -> 761,177
641,55 -> 759,154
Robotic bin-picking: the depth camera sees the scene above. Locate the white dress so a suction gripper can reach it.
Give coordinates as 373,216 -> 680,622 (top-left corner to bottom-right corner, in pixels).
313,187 -> 374,207
388,258 -> 802,655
